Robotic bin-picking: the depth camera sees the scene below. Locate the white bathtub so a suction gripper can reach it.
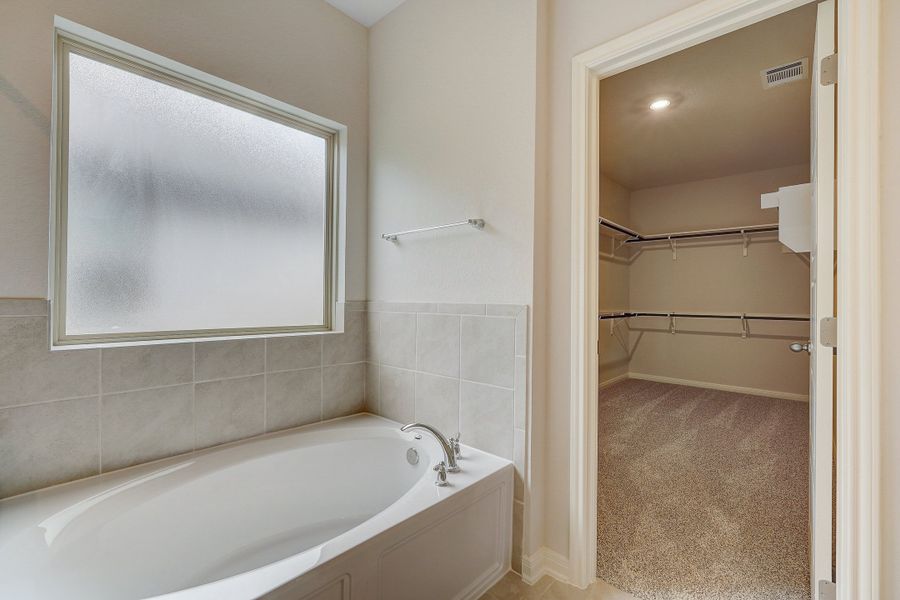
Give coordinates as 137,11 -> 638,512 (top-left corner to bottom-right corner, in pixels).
0,414 -> 513,600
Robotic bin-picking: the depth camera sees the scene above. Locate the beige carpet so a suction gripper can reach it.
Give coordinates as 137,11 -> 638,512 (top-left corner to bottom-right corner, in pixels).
597,379 -> 809,600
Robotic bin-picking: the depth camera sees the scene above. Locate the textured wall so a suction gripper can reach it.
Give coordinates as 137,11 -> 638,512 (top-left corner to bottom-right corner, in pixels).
0,0 -> 369,300
367,0 -> 537,305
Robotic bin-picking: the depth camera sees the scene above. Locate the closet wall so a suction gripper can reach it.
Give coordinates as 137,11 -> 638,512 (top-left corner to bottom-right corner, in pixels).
598,174 -> 631,383
599,164 -> 811,399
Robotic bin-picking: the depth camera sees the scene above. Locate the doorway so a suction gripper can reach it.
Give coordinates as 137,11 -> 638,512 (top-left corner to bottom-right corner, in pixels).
561,0 -> 884,596
595,4 -> 828,598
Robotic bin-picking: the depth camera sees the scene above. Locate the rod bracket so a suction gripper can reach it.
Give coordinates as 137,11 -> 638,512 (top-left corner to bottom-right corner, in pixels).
740,313 -> 748,338
668,236 -> 677,260
669,313 -> 676,334
741,229 -> 750,257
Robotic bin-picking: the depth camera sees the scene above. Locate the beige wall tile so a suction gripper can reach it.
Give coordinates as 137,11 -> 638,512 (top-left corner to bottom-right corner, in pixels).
0,316 -> 99,408
379,366 -> 414,423
322,363 -> 365,419
378,312 -> 416,369
101,384 -> 193,471
416,313 -> 460,377
459,381 -> 513,459
514,428 -> 525,501
515,310 -> 527,357
365,362 -> 380,413
0,299 -> 47,316
0,397 -> 99,497
101,344 -> 193,393
195,339 -> 264,381
437,303 -> 486,315
366,311 -> 381,362
414,372 -> 459,436
323,310 -> 366,365
485,304 -> 524,317
515,355 -> 527,430
460,316 -> 516,388
194,375 -> 265,449
265,368 -> 322,431
266,336 -> 321,372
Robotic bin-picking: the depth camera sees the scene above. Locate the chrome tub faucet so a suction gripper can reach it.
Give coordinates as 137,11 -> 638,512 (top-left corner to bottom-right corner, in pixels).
400,423 -> 460,478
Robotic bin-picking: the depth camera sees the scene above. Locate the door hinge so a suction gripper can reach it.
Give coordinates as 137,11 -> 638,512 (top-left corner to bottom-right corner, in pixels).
821,53 -> 837,85
818,579 -> 836,600
820,317 -> 837,348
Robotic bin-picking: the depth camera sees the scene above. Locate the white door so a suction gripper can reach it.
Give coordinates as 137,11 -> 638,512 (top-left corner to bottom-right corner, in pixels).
808,0 -> 835,596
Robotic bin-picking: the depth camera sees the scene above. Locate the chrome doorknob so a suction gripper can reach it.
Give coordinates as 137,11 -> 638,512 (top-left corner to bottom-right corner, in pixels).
789,342 -> 811,354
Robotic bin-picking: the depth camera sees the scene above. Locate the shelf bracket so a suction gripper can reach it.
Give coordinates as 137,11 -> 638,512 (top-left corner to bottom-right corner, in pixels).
669,313 -> 676,334
741,229 -> 750,257
668,236 -> 677,260
740,313 -> 749,338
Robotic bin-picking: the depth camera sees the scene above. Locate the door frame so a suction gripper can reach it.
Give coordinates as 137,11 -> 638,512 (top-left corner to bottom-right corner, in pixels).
568,0 -> 881,597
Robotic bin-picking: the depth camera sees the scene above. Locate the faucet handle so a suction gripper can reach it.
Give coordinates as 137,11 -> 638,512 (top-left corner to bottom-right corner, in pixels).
449,433 -> 462,459
433,461 -> 449,486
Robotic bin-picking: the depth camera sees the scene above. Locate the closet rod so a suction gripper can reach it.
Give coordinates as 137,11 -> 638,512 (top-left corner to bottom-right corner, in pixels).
598,217 -> 642,239
598,312 -> 809,322
624,223 -> 778,244
598,218 -> 779,244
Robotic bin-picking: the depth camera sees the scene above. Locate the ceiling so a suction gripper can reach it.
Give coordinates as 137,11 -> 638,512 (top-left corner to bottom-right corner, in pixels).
599,3 -> 818,190
323,0 -> 406,27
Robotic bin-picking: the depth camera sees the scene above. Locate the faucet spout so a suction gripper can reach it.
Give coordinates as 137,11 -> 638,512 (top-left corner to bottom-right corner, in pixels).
400,422 -> 460,472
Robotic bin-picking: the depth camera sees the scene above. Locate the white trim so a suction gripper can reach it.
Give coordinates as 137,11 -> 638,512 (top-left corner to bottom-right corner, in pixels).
626,372 -> 809,402
835,1 -> 881,598
598,373 -> 629,390
521,547 -> 570,586
569,0 -> 880,595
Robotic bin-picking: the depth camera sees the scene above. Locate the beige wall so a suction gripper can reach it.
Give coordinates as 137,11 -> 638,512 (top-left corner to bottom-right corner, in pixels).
367,0 -> 537,305
880,0 -> 899,595
598,174 -> 631,383
0,0 -> 369,300
626,165 -> 810,397
538,0 -> 704,557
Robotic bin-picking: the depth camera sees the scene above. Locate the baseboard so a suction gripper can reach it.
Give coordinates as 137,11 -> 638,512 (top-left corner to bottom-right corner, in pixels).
521,547 -> 570,586
627,372 -> 809,402
598,373 -> 629,389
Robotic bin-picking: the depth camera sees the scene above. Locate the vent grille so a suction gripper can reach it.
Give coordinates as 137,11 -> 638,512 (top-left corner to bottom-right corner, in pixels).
761,58 -> 808,89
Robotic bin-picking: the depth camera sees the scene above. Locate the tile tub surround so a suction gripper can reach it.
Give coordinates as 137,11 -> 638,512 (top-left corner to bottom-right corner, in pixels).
0,300 -> 367,498
365,301 -> 529,571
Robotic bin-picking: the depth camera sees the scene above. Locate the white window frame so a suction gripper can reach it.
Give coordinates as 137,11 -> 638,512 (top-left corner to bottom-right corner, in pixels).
48,17 -> 347,348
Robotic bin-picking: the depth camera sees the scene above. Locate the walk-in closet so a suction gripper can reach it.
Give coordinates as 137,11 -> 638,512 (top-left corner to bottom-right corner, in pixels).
596,3 -> 835,598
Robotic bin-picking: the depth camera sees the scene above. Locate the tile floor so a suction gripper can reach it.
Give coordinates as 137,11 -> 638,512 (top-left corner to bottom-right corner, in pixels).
480,571 -> 638,600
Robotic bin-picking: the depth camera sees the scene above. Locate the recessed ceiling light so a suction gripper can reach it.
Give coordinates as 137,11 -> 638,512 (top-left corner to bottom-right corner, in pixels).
649,98 -> 671,111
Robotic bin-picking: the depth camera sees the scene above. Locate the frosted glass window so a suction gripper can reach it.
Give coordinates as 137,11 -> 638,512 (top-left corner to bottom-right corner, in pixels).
53,39 -> 337,344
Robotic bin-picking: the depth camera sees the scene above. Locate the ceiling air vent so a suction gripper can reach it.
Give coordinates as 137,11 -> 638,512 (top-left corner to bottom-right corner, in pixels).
761,58 -> 808,89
